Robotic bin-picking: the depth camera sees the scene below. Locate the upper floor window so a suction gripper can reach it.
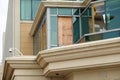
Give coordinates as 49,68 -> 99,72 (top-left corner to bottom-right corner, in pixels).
20,0 -> 41,20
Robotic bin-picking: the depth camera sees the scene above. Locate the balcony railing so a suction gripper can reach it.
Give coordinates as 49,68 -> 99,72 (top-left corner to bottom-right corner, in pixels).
79,29 -> 120,43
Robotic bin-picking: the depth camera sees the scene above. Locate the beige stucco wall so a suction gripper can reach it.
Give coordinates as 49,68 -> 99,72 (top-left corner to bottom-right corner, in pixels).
12,67 -> 120,80
14,76 -> 48,80
66,67 -> 120,80
20,22 -> 33,55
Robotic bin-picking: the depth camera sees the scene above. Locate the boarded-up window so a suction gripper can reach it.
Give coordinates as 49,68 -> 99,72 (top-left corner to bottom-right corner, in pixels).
58,17 -> 73,46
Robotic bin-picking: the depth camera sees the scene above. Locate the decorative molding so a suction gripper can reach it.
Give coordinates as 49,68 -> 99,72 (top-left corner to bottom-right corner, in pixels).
37,37 -> 120,63
2,56 -> 41,80
3,37 -> 120,79
36,38 -> 120,76
36,55 -> 48,68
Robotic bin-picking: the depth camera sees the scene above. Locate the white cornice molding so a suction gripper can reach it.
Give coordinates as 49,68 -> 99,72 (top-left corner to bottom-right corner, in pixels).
37,38 -> 120,63
36,38 -> 120,76
2,56 -> 41,80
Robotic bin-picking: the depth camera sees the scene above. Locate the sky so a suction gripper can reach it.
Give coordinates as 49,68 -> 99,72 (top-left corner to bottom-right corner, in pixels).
0,0 -> 8,63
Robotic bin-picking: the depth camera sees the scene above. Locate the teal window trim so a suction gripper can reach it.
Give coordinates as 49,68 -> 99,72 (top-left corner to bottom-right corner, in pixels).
49,8 -> 82,45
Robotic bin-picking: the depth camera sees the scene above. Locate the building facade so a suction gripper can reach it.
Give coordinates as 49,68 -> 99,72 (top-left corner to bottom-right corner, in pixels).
2,0 -> 120,80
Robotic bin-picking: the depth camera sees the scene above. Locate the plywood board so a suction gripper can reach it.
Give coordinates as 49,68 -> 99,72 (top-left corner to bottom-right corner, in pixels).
58,17 -> 73,46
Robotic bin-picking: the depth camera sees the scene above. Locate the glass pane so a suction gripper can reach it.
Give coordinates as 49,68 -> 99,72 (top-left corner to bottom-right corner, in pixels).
33,28 -> 41,55
84,30 -> 120,42
81,17 -> 89,35
33,35 -> 37,54
106,0 -> 120,30
81,8 -> 88,16
73,17 -> 80,43
58,8 -> 72,15
93,2 -> 106,32
73,8 -> 80,15
81,8 -> 92,16
50,8 -> 57,15
103,30 -> 120,39
32,0 -> 41,20
88,8 -> 92,16
85,34 -> 102,42
50,16 -> 58,46
21,0 -> 32,20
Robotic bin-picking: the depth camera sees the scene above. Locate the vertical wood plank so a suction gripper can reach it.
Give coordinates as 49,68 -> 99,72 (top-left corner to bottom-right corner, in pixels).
58,17 -> 73,46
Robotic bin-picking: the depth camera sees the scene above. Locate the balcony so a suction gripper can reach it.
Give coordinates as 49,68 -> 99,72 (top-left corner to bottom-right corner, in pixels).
78,0 -> 120,42
30,0 -> 120,55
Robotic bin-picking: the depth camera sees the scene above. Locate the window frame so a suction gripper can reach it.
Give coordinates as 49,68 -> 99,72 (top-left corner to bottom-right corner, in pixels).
20,0 -> 41,21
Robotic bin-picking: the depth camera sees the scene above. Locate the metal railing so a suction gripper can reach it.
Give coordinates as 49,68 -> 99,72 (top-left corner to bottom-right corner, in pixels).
78,28 -> 120,43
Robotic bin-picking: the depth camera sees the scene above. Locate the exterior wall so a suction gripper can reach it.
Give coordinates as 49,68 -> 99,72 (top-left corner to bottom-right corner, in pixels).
2,0 -> 13,64
65,73 -> 74,80
0,65 -> 2,80
14,0 -> 20,50
20,22 -> 33,55
14,76 -> 63,80
14,76 -> 48,80
68,67 -> 120,80
51,78 -> 64,80
3,0 -> 21,63
3,0 -> 33,61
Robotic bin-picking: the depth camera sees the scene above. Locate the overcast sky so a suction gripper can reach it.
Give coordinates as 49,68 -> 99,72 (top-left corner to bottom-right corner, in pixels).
0,0 -> 8,63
